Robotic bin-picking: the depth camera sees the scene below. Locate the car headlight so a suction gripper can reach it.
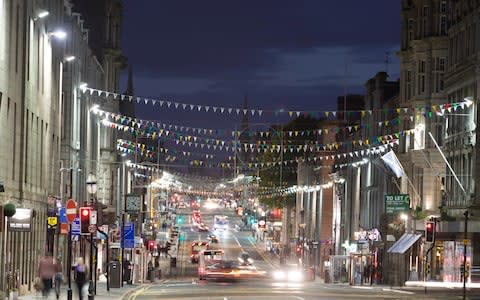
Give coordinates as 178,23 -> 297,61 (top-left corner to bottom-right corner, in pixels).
273,271 -> 286,280
288,270 -> 303,281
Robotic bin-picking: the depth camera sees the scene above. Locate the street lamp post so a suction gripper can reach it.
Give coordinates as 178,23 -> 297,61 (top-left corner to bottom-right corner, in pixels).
86,173 -> 97,300
463,210 -> 470,300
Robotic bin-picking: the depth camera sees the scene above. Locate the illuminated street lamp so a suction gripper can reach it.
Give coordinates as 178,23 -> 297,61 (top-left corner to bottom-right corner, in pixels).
48,29 -> 67,40
33,10 -> 49,21
64,55 -> 76,62
86,173 -> 97,195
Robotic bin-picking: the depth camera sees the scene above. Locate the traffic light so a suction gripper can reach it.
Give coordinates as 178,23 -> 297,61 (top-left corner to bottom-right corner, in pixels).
425,221 -> 435,242
425,263 -> 431,274
148,240 -> 155,251
79,207 -> 92,235
176,216 -> 183,224
296,245 -> 302,257
258,218 -> 266,229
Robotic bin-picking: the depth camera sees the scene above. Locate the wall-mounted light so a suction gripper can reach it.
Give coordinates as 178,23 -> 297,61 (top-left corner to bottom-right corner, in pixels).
79,82 -> 88,91
90,104 -> 100,112
464,96 -> 474,107
48,29 -> 67,40
64,55 -> 75,62
34,10 -> 49,21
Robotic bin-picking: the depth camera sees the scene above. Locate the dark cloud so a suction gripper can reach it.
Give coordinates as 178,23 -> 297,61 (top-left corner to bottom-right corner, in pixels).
121,0 -> 401,130
122,0 -> 401,80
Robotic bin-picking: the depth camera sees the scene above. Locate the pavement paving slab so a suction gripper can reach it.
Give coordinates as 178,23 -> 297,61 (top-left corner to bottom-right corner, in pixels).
18,282 -> 143,300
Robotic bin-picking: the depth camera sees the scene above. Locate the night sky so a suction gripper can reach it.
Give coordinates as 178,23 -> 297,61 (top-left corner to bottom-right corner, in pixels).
120,0 -> 401,129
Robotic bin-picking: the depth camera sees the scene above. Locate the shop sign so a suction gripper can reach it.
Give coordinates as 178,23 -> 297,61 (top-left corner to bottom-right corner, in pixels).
354,228 -> 381,242
385,194 -> 410,214
9,208 -> 32,232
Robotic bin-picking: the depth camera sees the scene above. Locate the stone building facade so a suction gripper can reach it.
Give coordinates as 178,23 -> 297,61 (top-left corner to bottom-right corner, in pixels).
0,0 -> 124,293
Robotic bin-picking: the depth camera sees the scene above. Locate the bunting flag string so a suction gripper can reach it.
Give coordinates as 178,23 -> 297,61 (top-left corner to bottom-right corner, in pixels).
118,135 -> 399,170
91,106 -> 405,138
83,86 -> 473,119
258,181 -> 334,198
117,139 -> 218,160
117,145 -> 215,165
101,116 -> 412,153
125,161 -> 227,183
257,152 -> 391,199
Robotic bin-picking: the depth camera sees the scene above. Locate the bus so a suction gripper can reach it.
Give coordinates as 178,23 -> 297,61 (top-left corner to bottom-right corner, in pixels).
213,215 -> 229,231
190,241 -> 209,263
198,249 -> 225,280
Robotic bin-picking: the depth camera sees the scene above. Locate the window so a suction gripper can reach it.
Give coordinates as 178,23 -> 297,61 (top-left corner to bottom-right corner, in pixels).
408,19 -> 414,41
435,124 -> 443,147
422,6 -> 430,36
434,57 -> 446,93
440,15 -> 447,35
15,4 -> 19,72
406,70 -> 412,99
414,119 -> 425,150
414,166 -> 424,205
418,60 -> 426,94
440,1 -> 447,13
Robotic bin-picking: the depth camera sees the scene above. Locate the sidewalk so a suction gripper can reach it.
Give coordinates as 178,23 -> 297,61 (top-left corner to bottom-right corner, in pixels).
19,282 -> 143,300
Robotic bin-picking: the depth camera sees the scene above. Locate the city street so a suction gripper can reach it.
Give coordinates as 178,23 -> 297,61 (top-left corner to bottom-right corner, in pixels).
2,2 -> 480,299
143,206 -> 479,300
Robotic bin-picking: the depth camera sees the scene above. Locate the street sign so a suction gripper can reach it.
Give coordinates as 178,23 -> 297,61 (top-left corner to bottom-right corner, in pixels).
66,199 -> 77,223
59,207 -> 67,224
47,217 -> 58,228
60,223 -> 68,235
122,222 -> 135,249
71,217 -> 80,236
90,210 -> 97,225
88,224 -> 97,233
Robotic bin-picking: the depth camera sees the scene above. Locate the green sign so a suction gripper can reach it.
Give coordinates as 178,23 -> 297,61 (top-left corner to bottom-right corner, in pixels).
385,194 -> 410,214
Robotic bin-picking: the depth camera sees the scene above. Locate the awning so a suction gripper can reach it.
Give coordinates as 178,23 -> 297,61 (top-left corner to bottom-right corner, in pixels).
387,233 -> 422,254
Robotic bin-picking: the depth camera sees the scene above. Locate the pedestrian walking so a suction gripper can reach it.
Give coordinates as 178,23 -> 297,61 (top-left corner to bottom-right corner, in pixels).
38,255 -> 56,298
74,258 -> 88,300
54,258 -> 63,299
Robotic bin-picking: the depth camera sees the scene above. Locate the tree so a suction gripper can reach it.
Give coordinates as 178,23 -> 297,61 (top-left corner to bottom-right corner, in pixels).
258,116 -> 321,209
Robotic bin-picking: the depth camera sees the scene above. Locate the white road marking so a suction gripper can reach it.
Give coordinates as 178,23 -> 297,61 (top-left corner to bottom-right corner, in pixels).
382,288 -> 415,295
233,234 -> 244,252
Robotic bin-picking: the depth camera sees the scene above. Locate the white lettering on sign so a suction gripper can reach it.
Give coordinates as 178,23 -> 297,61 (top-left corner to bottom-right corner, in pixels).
90,211 -> 97,225
66,208 -> 77,215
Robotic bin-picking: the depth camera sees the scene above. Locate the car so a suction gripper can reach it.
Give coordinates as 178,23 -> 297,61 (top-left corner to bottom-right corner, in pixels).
207,234 -> 218,243
204,260 -> 242,280
238,252 -> 253,266
198,223 -> 209,232
272,264 -> 304,282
